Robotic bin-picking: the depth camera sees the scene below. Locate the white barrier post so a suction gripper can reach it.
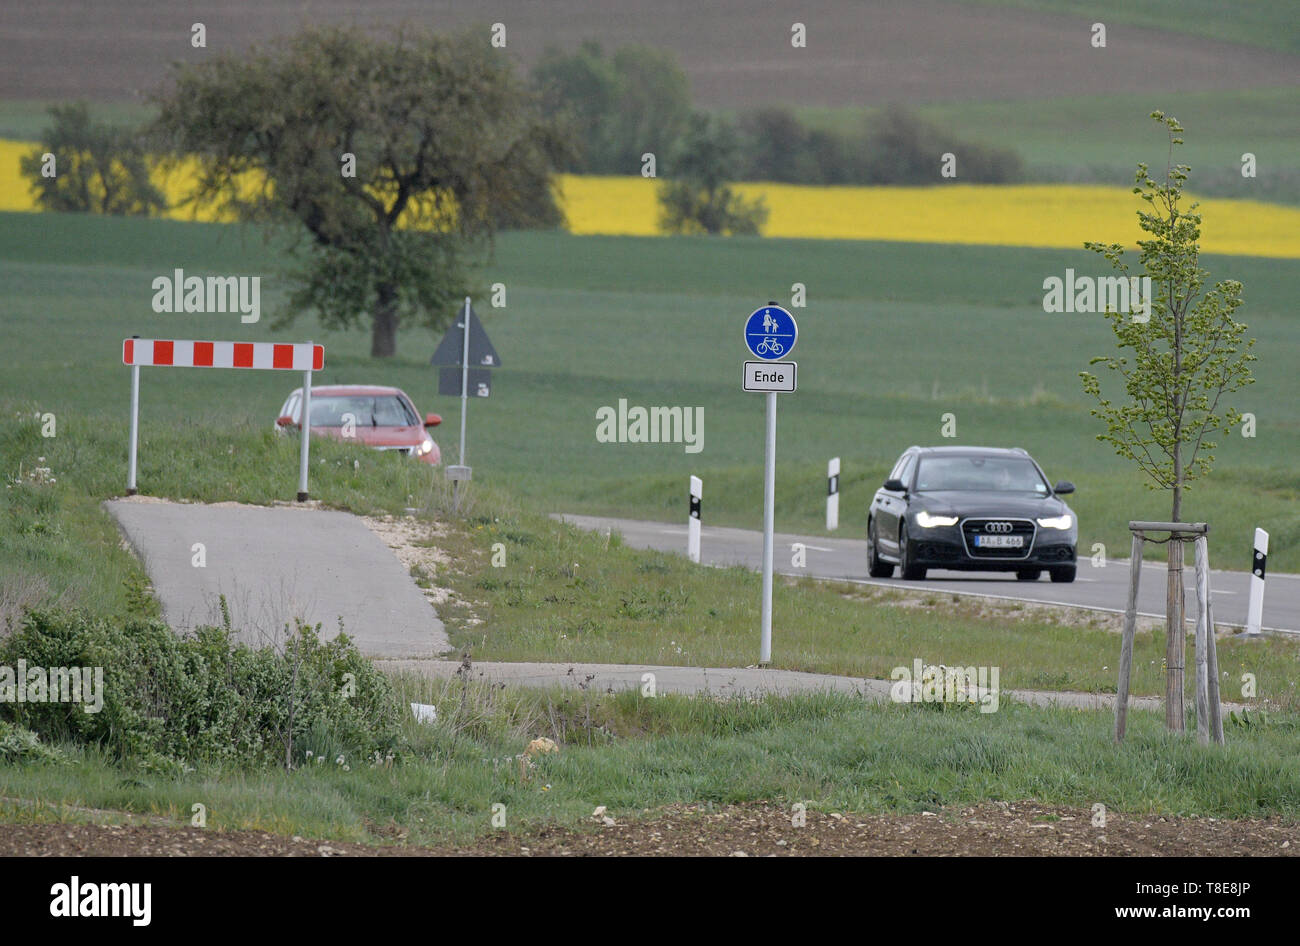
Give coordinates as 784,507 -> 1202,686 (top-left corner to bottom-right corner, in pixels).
688,475 -> 702,563
297,341 -> 312,502
1245,528 -> 1268,636
126,335 -> 140,496
826,457 -> 840,531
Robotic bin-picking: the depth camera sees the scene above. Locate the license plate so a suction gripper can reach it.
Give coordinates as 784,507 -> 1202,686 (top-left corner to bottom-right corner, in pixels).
976,535 -> 1023,549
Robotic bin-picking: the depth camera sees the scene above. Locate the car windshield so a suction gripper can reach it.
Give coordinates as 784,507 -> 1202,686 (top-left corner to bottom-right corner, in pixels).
308,395 -> 416,427
915,456 -> 1049,493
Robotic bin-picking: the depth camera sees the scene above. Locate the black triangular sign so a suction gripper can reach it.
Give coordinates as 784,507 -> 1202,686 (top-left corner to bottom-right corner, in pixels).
430,304 -> 501,368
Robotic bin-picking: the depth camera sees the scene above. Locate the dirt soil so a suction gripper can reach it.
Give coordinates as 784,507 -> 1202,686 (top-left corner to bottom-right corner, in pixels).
3,802 -> 1296,856
3,1 -> 1296,108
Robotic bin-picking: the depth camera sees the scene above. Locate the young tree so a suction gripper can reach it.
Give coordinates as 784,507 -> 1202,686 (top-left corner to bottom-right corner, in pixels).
1080,112 -> 1256,731
20,103 -> 166,216
152,28 -> 568,357
659,113 -> 769,236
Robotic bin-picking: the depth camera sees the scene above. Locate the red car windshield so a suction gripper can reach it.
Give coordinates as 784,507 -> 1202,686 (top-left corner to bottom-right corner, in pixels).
308,395 -> 417,428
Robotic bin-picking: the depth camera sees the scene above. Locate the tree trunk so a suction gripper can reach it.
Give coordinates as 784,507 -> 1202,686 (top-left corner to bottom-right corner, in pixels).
370,283 -> 399,358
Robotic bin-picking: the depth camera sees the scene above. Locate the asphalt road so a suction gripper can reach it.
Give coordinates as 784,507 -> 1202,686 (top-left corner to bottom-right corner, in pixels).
558,515 -> 1299,634
106,499 -> 449,657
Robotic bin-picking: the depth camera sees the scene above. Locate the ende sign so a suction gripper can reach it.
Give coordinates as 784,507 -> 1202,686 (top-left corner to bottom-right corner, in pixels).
742,361 -> 796,392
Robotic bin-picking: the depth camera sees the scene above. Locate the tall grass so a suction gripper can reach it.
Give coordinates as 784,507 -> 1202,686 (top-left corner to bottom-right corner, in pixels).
2,690 -> 1297,844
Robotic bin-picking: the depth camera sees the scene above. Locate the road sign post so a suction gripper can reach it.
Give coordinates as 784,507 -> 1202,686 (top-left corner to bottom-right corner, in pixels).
743,304 -> 798,666
456,298 -> 471,512
430,297 -> 501,514
760,389 -> 777,663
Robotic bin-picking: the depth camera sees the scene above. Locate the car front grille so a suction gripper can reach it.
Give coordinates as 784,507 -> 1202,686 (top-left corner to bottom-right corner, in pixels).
961,518 -> 1036,559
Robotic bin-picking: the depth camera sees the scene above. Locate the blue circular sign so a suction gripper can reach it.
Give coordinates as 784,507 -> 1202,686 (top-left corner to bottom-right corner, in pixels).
744,305 -> 797,360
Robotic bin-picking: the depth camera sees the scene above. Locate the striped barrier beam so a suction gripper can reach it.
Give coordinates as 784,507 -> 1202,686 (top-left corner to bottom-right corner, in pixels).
123,338 -> 323,371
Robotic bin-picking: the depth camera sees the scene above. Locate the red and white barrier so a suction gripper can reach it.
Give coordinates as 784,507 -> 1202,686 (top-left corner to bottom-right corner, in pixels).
122,337 -> 324,501
122,339 -> 322,371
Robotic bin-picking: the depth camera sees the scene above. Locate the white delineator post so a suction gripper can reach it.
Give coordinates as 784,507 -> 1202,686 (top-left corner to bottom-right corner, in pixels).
688,475 -> 702,563
826,456 -> 840,531
127,336 -> 140,496
760,390 -> 777,665
1246,528 -> 1268,636
297,340 -> 313,502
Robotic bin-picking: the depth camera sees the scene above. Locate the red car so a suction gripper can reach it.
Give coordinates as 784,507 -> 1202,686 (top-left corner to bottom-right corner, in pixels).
275,384 -> 442,465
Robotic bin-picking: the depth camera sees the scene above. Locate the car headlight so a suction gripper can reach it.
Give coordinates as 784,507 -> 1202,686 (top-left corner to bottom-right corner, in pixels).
915,510 -> 958,528
416,438 -> 433,456
1036,515 -> 1073,530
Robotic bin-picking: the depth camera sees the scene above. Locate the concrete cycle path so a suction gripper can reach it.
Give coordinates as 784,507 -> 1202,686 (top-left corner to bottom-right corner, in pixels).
385,659 -> 1244,715
106,498 -> 449,657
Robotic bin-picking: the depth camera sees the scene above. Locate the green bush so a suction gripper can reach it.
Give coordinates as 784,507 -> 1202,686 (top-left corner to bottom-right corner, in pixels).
0,609 -> 400,768
19,103 -> 166,216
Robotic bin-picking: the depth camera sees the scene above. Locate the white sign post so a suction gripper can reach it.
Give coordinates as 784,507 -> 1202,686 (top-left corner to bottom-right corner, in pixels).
121,338 -> 324,500
442,297 -> 477,512
760,390 -> 777,663
742,304 -> 799,666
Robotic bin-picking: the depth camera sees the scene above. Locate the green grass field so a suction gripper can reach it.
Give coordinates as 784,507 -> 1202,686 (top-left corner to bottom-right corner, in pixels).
3,203 -> 1298,843
2,210 -> 1296,574
955,0 -> 1300,55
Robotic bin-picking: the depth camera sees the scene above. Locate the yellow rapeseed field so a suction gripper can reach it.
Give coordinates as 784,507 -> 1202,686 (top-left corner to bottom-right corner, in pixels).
3,140 -> 1297,258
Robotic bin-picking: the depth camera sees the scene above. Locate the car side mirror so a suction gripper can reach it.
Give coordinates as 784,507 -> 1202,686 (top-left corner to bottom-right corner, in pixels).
883,478 -> 906,492
276,415 -> 297,428
424,413 -> 442,428
1054,480 -> 1075,495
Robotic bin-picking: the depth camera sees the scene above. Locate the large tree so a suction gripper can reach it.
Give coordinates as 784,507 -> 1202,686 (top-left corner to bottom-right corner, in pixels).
1080,112 -> 1256,731
152,28 -> 567,357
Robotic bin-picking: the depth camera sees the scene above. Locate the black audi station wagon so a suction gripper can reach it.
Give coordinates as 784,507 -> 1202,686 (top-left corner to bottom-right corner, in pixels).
867,446 -> 1078,582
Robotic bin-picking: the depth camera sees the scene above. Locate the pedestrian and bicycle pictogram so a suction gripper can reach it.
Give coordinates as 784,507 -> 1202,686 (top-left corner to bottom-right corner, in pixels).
744,305 -> 797,360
